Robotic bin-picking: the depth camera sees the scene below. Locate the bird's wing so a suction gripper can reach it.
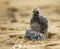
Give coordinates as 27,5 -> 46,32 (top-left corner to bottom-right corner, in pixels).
38,16 -> 48,33
38,16 -> 48,27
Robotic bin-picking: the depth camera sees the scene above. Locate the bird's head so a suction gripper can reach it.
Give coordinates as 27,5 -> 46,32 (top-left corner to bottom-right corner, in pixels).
32,7 -> 39,15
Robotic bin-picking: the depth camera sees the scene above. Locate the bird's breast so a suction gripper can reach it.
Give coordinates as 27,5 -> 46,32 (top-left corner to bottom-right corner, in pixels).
31,22 -> 41,31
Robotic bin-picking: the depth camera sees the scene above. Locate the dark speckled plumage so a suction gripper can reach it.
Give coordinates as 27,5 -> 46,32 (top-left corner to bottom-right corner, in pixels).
30,7 -> 48,33
24,28 -> 45,40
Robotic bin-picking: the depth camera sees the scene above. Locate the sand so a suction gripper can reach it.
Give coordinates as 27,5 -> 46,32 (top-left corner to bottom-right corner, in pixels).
0,0 -> 60,49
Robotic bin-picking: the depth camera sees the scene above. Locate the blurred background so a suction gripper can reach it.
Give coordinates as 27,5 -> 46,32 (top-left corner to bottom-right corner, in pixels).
0,0 -> 60,49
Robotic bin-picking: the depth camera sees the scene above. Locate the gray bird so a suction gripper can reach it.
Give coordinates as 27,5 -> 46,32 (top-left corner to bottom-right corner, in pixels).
24,28 -> 45,40
30,7 -> 48,34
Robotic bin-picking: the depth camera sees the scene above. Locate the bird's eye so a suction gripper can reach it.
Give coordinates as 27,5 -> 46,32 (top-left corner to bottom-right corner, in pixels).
36,11 -> 39,14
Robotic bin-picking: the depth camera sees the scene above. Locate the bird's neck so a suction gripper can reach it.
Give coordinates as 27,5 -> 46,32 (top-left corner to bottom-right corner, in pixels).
33,14 -> 39,18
